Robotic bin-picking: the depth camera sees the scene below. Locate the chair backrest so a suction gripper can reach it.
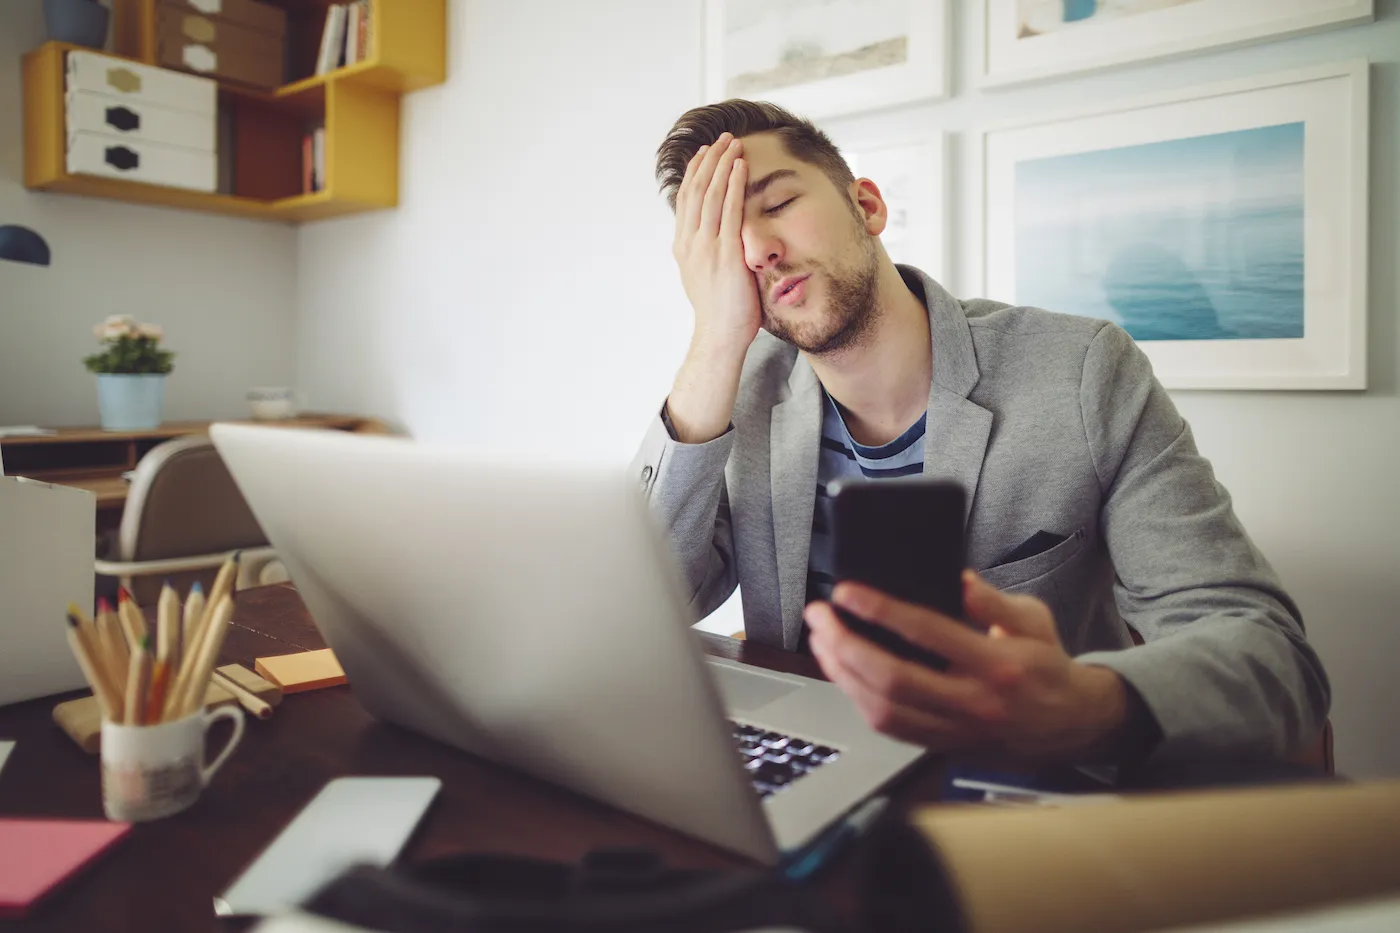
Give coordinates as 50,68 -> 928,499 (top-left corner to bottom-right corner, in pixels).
118,435 -> 269,604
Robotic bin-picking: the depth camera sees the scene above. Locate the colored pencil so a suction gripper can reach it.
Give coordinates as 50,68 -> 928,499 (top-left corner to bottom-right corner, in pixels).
182,582 -> 205,676
65,613 -> 121,722
173,595 -> 235,719
97,600 -> 131,704
116,587 -> 148,649
157,580 -> 180,667
146,659 -> 171,724
123,636 -> 152,725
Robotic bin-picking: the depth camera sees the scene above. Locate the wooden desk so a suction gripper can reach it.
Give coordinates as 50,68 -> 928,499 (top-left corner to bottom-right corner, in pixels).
0,585 -> 946,932
0,415 -> 391,512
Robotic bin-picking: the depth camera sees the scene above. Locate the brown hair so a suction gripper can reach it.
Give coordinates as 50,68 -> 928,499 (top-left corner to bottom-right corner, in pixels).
655,99 -> 855,211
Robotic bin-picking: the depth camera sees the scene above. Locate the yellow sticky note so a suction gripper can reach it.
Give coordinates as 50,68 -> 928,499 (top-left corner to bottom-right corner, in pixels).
254,649 -> 347,694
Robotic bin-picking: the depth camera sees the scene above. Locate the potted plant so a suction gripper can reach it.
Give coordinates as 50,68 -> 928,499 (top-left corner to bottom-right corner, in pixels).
44,0 -> 111,50
84,315 -> 175,431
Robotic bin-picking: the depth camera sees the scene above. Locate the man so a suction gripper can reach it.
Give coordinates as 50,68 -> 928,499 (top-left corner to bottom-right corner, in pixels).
632,100 -> 1329,767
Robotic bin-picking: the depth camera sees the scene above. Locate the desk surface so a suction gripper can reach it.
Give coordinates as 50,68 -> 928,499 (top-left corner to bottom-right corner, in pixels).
0,585 -> 946,932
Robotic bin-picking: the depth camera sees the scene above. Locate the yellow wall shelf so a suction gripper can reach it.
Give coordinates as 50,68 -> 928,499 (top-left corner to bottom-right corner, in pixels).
22,0 -> 445,224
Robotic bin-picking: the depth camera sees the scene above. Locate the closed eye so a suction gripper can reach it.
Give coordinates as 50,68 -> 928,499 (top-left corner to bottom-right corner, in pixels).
764,197 -> 797,215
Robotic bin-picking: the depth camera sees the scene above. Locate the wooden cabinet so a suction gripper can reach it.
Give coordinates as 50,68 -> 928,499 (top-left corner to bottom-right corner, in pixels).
0,414 -> 391,513
22,0 -> 445,224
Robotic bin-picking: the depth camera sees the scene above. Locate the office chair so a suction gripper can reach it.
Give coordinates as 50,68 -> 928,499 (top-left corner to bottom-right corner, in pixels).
93,435 -> 280,605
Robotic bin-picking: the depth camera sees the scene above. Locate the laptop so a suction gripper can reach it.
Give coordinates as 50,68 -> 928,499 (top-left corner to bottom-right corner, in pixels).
210,423 -> 925,864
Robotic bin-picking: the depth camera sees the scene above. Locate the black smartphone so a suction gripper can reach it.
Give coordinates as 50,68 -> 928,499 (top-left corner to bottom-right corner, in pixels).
826,478 -> 967,670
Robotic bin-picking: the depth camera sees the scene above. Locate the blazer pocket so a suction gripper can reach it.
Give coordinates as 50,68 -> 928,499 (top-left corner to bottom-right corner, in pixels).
978,528 -> 1086,591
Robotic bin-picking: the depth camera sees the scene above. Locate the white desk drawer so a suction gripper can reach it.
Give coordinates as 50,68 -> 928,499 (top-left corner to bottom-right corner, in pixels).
66,90 -> 216,152
66,50 -> 215,116
66,132 -> 216,193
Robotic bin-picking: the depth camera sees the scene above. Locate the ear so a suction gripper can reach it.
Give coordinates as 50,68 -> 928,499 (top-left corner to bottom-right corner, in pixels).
849,178 -> 887,237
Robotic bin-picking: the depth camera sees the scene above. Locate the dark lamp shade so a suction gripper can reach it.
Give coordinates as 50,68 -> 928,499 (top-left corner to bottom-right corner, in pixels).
0,225 -> 52,266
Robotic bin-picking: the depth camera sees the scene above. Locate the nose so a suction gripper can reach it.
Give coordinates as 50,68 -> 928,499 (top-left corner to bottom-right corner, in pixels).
742,222 -> 784,275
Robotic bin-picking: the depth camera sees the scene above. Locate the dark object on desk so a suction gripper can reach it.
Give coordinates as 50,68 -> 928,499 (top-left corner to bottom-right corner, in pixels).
0,224 -> 51,266
299,847 -> 848,933
43,0 -> 109,49
829,478 -> 966,670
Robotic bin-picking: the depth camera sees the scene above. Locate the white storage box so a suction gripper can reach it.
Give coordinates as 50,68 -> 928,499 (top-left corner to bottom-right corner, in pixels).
66,49 -> 216,115
66,130 -> 217,192
66,89 -> 216,152
0,477 -> 96,706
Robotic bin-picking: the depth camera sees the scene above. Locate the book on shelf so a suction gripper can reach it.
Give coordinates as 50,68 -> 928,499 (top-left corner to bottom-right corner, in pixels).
316,2 -> 372,77
301,126 -> 327,194
315,4 -> 350,75
301,132 -> 313,194
346,3 -> 362,65
313,126 -> 326,193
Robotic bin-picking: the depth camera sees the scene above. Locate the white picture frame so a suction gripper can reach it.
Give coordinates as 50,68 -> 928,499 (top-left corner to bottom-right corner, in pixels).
839,133 -> 949,286
975,61 -> 1369,391
979,0 -> 1374,88
704,0 -> 949,120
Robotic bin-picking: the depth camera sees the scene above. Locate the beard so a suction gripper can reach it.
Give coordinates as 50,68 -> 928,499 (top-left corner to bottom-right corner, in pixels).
759,234 -> 880,356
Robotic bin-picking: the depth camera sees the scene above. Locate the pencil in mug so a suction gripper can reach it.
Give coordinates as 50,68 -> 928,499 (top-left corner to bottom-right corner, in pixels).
146,656 -> 171,724
123,635 -> 152,726
171,594 -> 235,720
182,581 -> 205,672
65,610 -> 122,722
171,553 -> 239,709
157,580 -> 180,668
116,587 -> 148,649
198,553 -> 240,638
95,598 -> 130,699
70,602 -> 126,718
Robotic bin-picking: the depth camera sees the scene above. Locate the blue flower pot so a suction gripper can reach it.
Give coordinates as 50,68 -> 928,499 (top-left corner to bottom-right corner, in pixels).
97,374 -> 166,431
1063,0 -> 1097,23
44,0 -> 110,49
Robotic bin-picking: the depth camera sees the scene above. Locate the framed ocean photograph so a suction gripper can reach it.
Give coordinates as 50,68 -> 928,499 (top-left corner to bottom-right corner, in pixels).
840,134 -> 948,283
979,0 -> 1373,88
977,61 -> 1369,390
704,0 -> 949,120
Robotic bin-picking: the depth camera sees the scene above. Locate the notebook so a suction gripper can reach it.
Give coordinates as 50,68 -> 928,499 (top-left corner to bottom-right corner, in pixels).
255,649 -> 347,694
0,818 -> 131,917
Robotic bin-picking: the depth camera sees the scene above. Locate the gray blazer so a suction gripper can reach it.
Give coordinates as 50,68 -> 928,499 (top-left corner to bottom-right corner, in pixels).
633,266 -> 1329,762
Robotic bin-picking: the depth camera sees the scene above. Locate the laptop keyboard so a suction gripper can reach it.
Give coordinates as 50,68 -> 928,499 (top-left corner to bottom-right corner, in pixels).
730,721 -> 841,798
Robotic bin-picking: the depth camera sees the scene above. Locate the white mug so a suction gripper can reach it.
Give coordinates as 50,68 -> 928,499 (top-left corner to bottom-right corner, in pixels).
247,386 -> 298,420
101,706 -> 245,822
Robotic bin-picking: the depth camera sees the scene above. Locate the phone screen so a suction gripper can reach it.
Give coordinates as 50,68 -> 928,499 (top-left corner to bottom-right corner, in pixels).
827,478 -> 967,670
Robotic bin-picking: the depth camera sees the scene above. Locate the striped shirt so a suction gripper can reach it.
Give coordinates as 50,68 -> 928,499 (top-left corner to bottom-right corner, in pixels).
801,392 -> 926,648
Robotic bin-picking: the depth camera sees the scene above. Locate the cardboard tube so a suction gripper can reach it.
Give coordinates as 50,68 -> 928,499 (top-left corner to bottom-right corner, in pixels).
860,780 -> 1400,933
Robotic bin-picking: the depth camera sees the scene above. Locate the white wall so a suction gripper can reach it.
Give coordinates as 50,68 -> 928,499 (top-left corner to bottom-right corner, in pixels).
0,2 -> 298,427
298,0 -> 1400,777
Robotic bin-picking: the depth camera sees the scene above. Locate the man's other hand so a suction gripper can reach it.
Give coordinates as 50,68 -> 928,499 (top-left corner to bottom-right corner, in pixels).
672,132 -> 762,359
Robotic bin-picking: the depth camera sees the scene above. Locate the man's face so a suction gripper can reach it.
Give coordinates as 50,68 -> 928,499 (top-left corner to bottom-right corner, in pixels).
737,132 -> 882,355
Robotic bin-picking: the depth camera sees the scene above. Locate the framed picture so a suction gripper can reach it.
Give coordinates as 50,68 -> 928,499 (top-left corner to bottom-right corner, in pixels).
840,134 -> 948,284
977,61 -> 1369,390
979,0 -> 1373,88
704,0 -> 949,120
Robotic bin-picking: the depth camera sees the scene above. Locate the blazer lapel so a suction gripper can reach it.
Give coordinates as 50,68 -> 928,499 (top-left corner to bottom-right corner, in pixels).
770,358 -> 822,650
915,270 -> 993,528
